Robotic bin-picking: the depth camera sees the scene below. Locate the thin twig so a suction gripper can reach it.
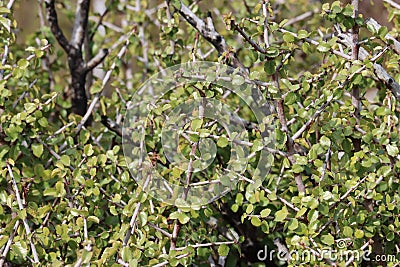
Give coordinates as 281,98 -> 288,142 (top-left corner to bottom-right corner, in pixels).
383,0 -> 400,10
351,0 -> 361,127
174,241 -> 237,251
6,162 -> 39,264
262,186 -> 300,212
170,100 -> 204,250
291,95 -> 333,140
152,253 -> 191,267
279,28 -> 352,60
285,10 -> 315,27
263,0 -> 270,48
345,239 -> 371,266
330,176 -> 368,209
366,18 -> 400,55
274,75 -> 306,193
89,0 -> 114,41
122,125 -> 151,247
319,147 -> 331,184
231,21 -> 266,53
147,223 -> 172,239
173,1 -> 247,74
0,220 -> 20,267
336,31 -> 400,102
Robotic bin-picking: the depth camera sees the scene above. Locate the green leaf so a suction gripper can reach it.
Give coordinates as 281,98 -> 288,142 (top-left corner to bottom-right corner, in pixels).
170,0 -> 182,9
217,136 -> 229,148
274,206 -> 288,222
231,204 -> 239,212
138,211 -> 148,227
342,5 -> 353,16
43,188 -> 57,197
321,234 -> 334,245
232,75 -> 245,86
0,7 -> 11,14
307,209 -> 319,222
355,229 -> 364,238
260,208 -> 271,218
386,144 -> 399,157
297,30 -> 309,39
251,216 -> 262,226
317,42 -> 331,53
90,83 -> 103,94
38,117 -> 48,127
246,204 -> 254,214
378,26 -> 388,39
88,216 -> 100,224
265,47 -> 279,57
343,226 -> 353,237
320,136 -> 331,148
264,60 -> 276,75
191,118 -> 203,131
121,246 -> 132,262
218,244 -> 230,257
292,164 -> 304,173
296,207 -> 307,218
110,206 -> 118,216
285,92 -> 297,105
0,17 -> 11,32
24,103 -> 36,114
342,138 -> 352,153
283,33 -> 295,43
252,139 -> 264,152
17,59 -> 29,69
11,241 -> 28,258
32,143 -> 44,158
60,155 -> 71,166
84,144 -> 94,156
279,19 -> 289,27
302,42 -> 311,54
170,211 -> 190,224
288,218 -> 299,231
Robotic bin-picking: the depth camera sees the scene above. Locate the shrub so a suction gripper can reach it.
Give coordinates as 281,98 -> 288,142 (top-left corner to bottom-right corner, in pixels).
0,0 -> 399,266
